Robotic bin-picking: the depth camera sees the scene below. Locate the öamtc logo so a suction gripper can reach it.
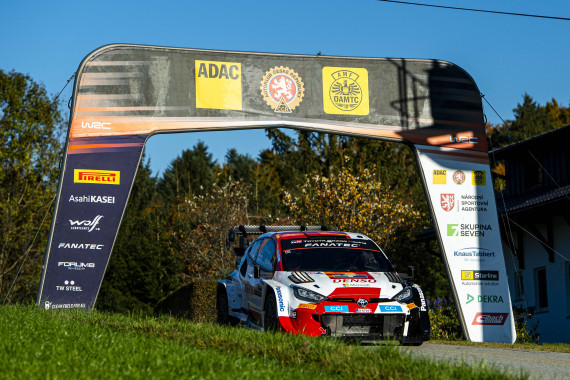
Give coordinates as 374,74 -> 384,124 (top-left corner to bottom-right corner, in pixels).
74,169 -> 120,185
472,312 -> 508,325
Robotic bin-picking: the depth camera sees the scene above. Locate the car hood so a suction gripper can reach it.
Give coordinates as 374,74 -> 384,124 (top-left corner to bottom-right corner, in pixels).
277,271 -> 405,299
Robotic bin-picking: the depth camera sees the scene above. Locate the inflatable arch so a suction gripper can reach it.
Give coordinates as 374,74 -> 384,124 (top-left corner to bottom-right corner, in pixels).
37,44 -> 515,343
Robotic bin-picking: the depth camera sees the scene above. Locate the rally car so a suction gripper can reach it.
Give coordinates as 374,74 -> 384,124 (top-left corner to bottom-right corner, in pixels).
217,225 -> 430,344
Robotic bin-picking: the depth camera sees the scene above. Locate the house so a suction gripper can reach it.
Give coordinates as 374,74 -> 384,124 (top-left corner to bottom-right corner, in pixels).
491,124 -> 570,343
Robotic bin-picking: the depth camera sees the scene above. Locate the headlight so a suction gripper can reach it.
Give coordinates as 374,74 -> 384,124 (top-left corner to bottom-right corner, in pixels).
392,286 -> 413,303
292,286 -> 327,302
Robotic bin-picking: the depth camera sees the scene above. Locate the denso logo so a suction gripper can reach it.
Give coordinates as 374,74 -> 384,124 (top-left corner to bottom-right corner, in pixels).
69,215 -> 103,232
333,279 -> 376,283
81,121 -> 111,130
275,287 -> 285,312
74,169 -> 120,185
450,136 -> 478,144
472,312 -> 508,325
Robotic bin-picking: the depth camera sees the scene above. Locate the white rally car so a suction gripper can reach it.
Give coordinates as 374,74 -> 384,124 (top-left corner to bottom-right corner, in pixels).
217,225 -> 430,344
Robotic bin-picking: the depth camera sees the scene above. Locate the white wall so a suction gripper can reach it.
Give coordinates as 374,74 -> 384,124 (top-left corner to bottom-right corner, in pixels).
502,216 -> 570,343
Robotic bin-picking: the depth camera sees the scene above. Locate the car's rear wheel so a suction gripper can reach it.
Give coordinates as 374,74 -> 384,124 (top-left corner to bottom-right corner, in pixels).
264,292 -> 281,332
217,288 -> 230,325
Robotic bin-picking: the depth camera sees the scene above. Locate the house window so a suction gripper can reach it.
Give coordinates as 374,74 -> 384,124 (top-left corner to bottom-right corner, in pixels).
534,267 -> 548,311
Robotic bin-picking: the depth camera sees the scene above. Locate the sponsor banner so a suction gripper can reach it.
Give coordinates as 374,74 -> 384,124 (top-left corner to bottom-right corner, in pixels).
324,305 -> 349,313
416,147 -> 515,343
37,135 -> 145,311
195,60 -> 242,110
322,67 -> 369,115
377,305 -> 403,313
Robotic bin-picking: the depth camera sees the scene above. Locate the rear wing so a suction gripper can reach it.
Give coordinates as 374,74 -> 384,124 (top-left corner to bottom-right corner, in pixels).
225,225 -> 328,255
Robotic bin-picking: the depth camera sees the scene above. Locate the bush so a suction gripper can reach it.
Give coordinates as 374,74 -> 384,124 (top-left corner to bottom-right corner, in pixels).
155,279 -> 217,322
428,297 -> 463,340
429,297 -> 534,343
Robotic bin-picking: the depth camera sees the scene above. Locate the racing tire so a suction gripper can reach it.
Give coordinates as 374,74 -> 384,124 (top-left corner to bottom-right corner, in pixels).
264,292 -> 282,333
217,289 -> 230,325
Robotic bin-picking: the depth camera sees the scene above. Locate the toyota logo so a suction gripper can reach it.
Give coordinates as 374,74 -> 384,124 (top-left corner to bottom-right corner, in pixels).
356,298 -> 368,307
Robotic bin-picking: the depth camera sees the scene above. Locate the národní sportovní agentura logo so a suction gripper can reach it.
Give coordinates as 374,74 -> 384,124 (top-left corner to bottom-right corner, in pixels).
440,193 -> 455,212
260,66 -> 304,113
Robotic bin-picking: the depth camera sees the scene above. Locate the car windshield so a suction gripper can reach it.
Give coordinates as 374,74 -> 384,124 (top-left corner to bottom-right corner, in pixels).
280,238 -> 393,272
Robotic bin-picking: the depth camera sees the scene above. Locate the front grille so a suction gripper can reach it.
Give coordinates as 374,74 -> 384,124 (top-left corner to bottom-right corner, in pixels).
321,314 -> 404,338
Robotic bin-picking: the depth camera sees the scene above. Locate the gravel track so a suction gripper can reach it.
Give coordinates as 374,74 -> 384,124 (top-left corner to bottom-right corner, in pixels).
401,343 -> 570,379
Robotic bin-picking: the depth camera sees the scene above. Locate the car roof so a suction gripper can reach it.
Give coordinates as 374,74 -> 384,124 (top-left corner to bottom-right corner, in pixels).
258,230 -> 372,241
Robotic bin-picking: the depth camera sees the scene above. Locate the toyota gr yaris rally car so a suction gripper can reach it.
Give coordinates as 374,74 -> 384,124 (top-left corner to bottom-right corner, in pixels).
217,225 -> 430,344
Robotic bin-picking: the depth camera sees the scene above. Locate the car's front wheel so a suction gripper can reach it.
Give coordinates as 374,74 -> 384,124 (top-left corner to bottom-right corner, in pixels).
264,292 -> 281,332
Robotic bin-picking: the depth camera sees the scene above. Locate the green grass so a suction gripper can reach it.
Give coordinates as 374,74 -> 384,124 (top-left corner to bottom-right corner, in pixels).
428,339 -> 570,353
0,305 -> 527,379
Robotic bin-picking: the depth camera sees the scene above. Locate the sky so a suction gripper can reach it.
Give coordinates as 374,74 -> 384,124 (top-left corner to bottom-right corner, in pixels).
1,0 -> 568,176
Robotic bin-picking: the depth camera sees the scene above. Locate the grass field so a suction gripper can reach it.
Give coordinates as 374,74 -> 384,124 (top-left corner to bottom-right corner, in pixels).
0,305 -> 527,379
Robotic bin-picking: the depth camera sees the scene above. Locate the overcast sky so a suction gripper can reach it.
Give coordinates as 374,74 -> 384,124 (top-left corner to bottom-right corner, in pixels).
1,0 -> 568,175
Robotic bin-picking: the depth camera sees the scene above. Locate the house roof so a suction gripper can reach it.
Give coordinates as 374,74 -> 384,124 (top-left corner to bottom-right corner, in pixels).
489,124 -> 570,160
496,183 -> 570,215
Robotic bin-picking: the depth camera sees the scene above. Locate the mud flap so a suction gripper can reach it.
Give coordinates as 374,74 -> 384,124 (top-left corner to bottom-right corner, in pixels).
402,285 -> 431,343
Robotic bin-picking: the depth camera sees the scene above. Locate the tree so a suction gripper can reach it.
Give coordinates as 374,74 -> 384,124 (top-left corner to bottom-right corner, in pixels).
487,94 -> 570,150
97,157 -> 184,314
0,70 -> 63,303
158,141 -> 216,202
173,175 -> 254,278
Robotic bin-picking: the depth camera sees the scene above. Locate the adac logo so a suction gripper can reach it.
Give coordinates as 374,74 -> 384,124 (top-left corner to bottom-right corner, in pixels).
260,66 -> 304,113
472,170 -> 486,186
74,169 -> 120,185
452,170 -> 465,185
195,60 -> 242,111
322,67 -> 369,115
433,169 -> 446,185
440,193 -> 455,212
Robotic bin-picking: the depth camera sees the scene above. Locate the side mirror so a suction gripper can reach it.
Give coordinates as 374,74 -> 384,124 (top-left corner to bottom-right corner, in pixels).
253,265 -> 260,279
226,228 -> 236,250
239,235 -> 249,250
407,265 -> 415,281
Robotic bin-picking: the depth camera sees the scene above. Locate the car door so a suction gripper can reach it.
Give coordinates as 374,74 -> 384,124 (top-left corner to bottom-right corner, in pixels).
245,237 -> 276,316
240,238 -> 263,319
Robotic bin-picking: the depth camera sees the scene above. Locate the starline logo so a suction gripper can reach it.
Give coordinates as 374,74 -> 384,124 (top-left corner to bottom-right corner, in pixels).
472,312 -> 508,325
69,215 -> 103,232
74,169 -> 120,185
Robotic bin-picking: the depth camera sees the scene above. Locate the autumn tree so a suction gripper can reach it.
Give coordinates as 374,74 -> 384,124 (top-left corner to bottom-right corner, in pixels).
0,70 -> 63,303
